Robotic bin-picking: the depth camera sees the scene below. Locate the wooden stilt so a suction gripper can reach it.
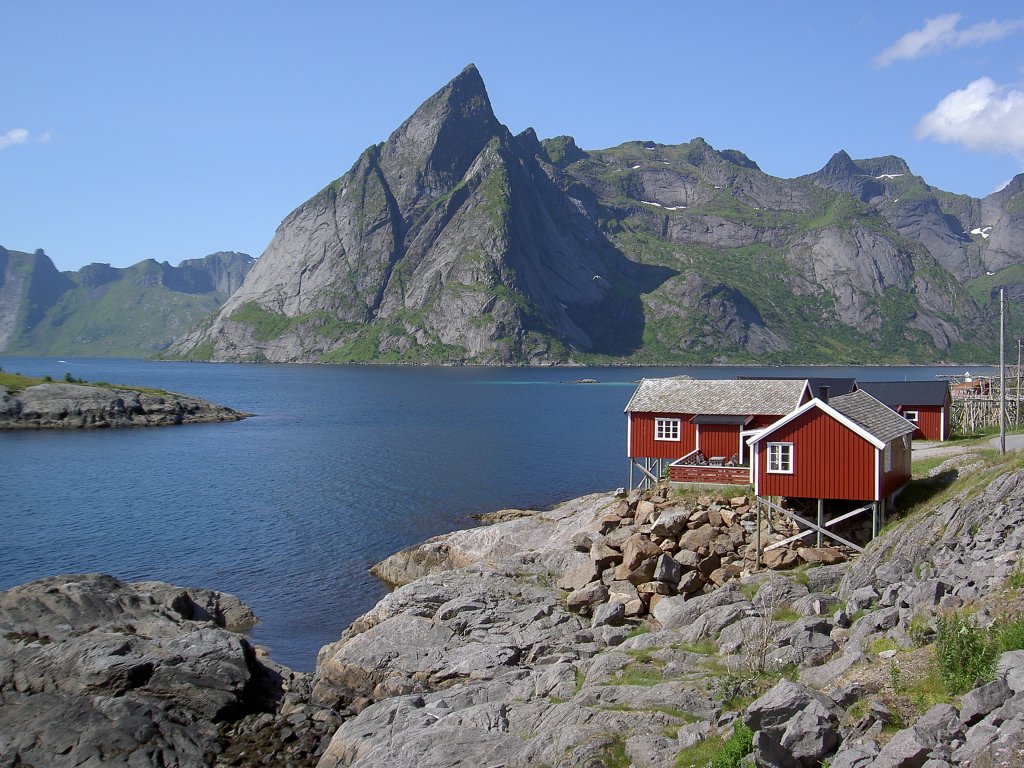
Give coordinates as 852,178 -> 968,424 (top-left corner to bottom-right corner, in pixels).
871,501 -> 878,540
756,497 -> 763,571
816,499 -> 824,548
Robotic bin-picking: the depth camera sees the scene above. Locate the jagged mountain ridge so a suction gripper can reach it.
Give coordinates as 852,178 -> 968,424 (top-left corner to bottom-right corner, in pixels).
0,249 -> 254,356
168,65 -> 1024,364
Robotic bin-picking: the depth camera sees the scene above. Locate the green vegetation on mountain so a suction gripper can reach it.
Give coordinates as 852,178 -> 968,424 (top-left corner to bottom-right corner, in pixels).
0,249 -> 254,357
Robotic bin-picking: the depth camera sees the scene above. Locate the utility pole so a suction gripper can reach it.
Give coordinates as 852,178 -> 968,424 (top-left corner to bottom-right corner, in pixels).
1000,288 -> 1006,454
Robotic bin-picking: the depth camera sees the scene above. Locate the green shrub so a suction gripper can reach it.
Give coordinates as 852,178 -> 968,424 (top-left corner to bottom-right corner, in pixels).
993,615 -> 1024,654
935,613 -> 997,694
712,722 -> 754,768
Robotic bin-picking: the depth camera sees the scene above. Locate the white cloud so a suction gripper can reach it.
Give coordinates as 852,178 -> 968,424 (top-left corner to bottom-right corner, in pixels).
875,13 -> 1024,67
0,128 -> 30,150
916,77 -> 1024,154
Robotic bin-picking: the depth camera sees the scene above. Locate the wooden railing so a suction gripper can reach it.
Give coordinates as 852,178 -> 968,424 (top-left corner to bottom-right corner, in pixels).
669,452 -> 749,485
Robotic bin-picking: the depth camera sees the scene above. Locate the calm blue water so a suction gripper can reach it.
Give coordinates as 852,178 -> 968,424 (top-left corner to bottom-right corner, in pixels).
0,358 -> 986,670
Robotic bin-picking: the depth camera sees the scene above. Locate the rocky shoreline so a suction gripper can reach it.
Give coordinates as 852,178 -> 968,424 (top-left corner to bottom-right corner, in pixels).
0,381 -> 249,429
4,457 -> 1024,766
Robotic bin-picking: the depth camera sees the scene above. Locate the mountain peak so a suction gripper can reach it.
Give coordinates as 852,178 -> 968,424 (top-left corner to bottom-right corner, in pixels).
817,150 -> 861,179
377,65 -> 503,212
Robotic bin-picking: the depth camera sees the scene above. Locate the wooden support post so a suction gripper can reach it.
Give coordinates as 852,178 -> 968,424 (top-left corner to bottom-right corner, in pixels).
756,497 -> 762,571
816,499 -> 824,548
629,459 -> 634,491
871,501 -> 878,540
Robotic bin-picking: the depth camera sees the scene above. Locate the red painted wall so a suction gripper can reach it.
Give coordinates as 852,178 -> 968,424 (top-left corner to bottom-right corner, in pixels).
880,435 -> 912,499
755,407 -> 875,501
748,415 -> 782,430
698,423 -> 741,461
628,412 -> 697,459
909,405 -> 946,441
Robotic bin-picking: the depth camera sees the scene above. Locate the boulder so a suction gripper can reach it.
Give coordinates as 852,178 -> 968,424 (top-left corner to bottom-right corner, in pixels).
959,678 -> 1011,725
653,554 -> 683,586
591,602 -> 625,628
651,508 -> 689,538
797,546 -> 846,565
607,580 -> 640,605
557,562 -> 599,592
677,571 -> 705,595
621,534 -> 663,571
566,582 -> 609,616
635,500 -> 657,526
762,548 -> 799,570
673,549 -> 700,569
829,737 -> 880,768
590,542 -> 621,570
745,679 -> 841,767
679,524 -> 718,553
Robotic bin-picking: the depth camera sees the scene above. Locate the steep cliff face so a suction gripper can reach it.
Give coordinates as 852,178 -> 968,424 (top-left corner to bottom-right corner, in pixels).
168,66 -> 1020,365
0,249 -> 253,356
0,248 -> 75,350
170,66 -> 660,363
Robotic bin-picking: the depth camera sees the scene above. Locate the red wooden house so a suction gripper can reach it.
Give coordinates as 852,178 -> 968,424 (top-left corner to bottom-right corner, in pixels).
746,389 -> 916,507
624,378 -> 810,488
853,381 -> 952,441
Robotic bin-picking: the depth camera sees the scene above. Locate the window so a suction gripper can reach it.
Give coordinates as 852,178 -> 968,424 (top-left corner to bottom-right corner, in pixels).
767,442 -> 793,474
654,418 -> 681,441
883,444 -> 892,473
904,410 -> 919,423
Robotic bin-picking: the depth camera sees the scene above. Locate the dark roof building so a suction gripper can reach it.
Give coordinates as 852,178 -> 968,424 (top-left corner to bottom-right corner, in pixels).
854,381 -> 952,441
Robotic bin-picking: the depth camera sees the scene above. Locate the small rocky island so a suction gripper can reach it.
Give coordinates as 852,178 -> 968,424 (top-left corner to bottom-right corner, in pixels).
0,373 -> 248,429
3,452 -> 1024,766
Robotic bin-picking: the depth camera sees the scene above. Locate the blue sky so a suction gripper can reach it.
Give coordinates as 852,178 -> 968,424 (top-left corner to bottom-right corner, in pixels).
4,2 -> 1024,272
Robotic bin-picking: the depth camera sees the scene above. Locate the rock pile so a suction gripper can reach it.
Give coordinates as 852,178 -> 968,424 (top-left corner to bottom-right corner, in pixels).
561,486 -> 848,620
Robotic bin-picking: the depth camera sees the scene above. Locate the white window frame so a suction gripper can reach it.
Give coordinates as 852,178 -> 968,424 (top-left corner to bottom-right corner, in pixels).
883,443 -> 892,473
654,417 -> 681,442
904,410 -> 919,424
767,442 -> 793,474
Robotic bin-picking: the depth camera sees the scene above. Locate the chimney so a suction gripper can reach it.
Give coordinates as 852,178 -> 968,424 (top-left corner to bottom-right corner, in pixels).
818,384 -> 830,404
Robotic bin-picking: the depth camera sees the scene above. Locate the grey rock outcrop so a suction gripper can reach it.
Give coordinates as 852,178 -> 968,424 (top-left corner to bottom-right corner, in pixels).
0,382 -> 248,429
0,574 -> 334,768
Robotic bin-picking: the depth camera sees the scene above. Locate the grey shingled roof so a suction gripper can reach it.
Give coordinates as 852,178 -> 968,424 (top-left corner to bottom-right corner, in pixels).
855,380 -> 950,408
624,378 -> 807,415
829,390 -> 917,443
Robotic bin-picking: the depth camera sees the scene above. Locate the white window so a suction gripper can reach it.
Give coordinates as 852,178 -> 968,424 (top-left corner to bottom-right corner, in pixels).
767,442 -> 793,474
904,410 -> 919,423
883,443 -> 892,473
654,418 -> 680,441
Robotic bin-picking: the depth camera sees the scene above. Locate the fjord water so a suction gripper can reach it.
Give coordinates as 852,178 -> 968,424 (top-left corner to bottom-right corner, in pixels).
0,358 -> 978,670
